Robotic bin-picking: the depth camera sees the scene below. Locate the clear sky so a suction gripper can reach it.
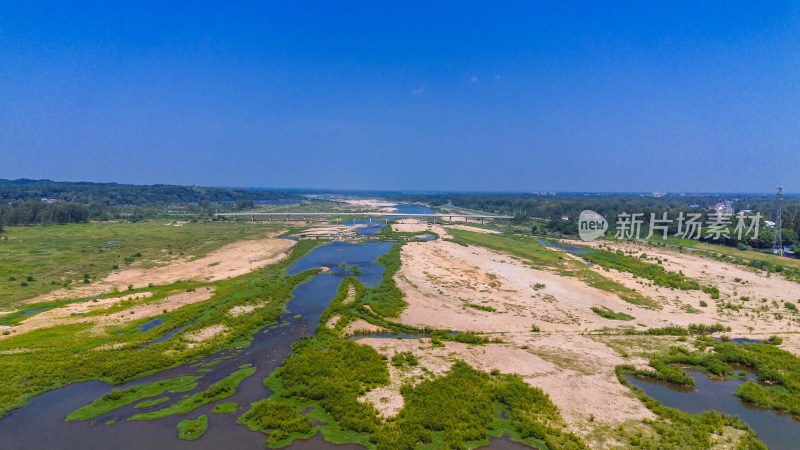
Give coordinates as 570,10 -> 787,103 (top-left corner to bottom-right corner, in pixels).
1,1 -> 798,192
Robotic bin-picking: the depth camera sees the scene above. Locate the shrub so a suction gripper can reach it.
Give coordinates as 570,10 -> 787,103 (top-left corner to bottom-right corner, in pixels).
391,352 -> 419,367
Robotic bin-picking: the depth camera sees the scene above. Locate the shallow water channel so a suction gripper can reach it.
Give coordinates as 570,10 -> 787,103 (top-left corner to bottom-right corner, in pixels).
626,367 -> 800,449
0,241 -> 395,449
0,202 -> 530,449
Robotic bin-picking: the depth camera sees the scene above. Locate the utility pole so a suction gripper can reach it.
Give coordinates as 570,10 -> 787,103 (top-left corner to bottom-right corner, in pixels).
773,186 -> 784,256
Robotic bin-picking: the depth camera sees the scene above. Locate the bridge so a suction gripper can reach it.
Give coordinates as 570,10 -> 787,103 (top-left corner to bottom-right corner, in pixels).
215,212 -> 514,225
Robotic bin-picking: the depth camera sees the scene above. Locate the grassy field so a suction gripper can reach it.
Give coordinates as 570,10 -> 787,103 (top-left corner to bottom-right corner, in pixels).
0,238 -> 322,418
0,220 -> 286,307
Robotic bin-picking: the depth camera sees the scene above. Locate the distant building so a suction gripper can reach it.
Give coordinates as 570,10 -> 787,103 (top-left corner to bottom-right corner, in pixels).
561,215 -> 569,221
765,220 -> 776,229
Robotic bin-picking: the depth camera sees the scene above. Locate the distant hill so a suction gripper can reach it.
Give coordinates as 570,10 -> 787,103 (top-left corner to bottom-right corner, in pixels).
0,179 -> 299,206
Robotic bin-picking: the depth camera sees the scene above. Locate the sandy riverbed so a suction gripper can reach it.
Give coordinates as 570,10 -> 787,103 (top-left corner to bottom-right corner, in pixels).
26,237 -> 294,303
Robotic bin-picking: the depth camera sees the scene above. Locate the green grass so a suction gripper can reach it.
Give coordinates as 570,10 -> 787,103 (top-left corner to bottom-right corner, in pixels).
590,306 -> 634,321
0,220 -> 287,307
177,415 -> 208,440
359,243 -> 407,317
239,256 -> 582,449
212,402 -> 238,414
134,396 -> 170,409
616,365 -> 765,448
0,239 -> 323,419
446,229 -> 562,267
446,229 -> 659,309
633,339 -> 800,418
252,333 -> 584,450
129,366 -> 255,420
238,400 -> 315,446
581,249 -> 704,291
65,375 -> 199,421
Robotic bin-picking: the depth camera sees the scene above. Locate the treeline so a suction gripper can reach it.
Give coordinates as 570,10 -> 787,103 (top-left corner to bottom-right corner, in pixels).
0,201 -> 89,227
392,192 -> 800,249
394,192 -> 799,227
0,179 -> 299,207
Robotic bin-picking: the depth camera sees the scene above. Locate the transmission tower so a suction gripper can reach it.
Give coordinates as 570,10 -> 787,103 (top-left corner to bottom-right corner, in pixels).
773,186 -> 784,256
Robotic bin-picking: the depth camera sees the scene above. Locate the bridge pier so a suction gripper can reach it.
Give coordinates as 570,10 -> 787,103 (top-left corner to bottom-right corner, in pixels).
481,217 -> 484,225
449,216 -> 452,224
336,215 -> 340,224
251,215 -> 255,221
286,214 -> 289,221
269,215 -> 272,221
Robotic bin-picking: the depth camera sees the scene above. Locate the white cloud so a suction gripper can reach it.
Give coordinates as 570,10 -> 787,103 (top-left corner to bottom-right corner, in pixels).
411,86 -> 424,95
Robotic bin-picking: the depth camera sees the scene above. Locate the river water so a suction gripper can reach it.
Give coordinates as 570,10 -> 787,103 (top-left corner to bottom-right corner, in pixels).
627,367 -> 800,449
0,240 -> 394,449
0,202 -> 528,449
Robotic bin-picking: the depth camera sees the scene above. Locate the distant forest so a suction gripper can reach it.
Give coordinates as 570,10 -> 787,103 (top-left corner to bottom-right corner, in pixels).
390,192 -> 800,249
0,179 -> 296,206
0,179 -> 299,229
2,180 -> 798,251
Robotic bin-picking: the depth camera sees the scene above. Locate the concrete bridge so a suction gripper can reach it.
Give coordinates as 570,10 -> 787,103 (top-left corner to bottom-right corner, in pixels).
215,212 -> 514,225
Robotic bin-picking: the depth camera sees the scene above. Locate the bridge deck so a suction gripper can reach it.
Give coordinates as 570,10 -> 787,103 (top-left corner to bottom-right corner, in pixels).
215,212 -> 513,219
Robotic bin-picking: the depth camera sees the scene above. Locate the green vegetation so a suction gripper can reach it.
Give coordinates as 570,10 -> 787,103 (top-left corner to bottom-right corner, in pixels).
626,339 -> 800,418
373,361 -> 584,449
378,226 -> 440,241
134,397 -> 170,409
621,323 -> 730,337
446,229 -> 562,268
212,402 -> 238,414
391,351 -> 419,367
177,415 -> 209,440
581,249 -> 710,293
616,366 -> 765,448
463,302 -> 496,312
65,376 -> 199,421
0,220 -> 288,307
248,335 -> 583,449
339,262 -> 363,275
239,400 -> 314,446
360,243 -> 406,317
590,306 -> 634,321
446,229 -> 659,309
0,238 -> 322,419
129,366 -> 255,420
238,246 -> 582,449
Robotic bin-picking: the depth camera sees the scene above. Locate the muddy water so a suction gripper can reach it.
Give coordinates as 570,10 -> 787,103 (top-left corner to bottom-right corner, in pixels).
0,241 -> 394,449
626,368 -> 800,449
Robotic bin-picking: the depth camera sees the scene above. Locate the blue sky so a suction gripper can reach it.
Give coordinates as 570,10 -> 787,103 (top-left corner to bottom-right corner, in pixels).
1,1 -> 798,192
